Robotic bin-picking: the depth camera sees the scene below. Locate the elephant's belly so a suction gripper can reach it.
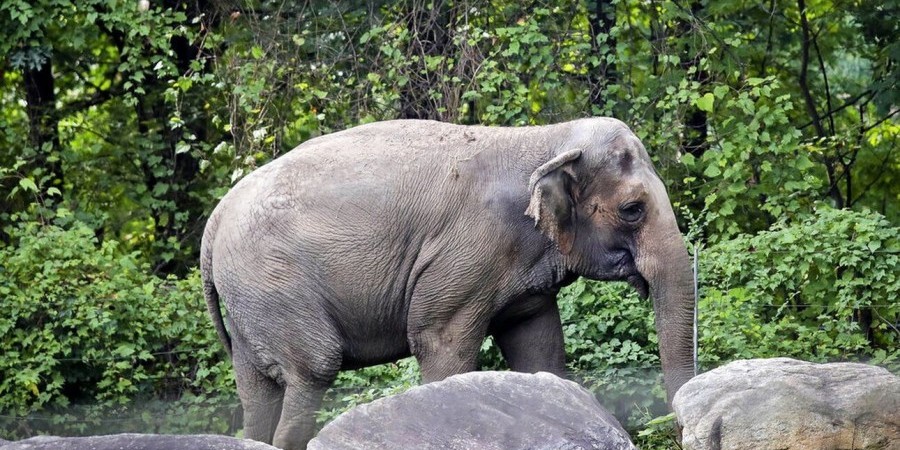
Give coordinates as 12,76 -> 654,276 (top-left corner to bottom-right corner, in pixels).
340,337 -> 412,370
327,290 -> 416,370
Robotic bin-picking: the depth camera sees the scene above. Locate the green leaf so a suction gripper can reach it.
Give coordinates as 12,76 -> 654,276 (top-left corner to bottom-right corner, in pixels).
747,77 -> 766,86
703,164 -> 722,178
250,46 -> 264,59
713,85 -> 729,99
795,154 -> 815,170
175,142 -> 191,154
116,343 -> 136,357
645,413 -> 676,426
18,178 -> 37,193
695,93 -> 715,112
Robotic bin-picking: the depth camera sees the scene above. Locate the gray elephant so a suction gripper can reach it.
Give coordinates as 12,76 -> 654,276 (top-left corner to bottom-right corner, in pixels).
201,118 -> 694,449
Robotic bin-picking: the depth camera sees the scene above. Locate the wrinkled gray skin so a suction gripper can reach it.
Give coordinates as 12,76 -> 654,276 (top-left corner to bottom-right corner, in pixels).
201,118 -> 694,449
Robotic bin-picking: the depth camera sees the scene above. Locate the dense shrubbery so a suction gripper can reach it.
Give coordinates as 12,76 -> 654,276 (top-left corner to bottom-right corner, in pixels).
0,221 -> 235,437
699,207 -> 899,369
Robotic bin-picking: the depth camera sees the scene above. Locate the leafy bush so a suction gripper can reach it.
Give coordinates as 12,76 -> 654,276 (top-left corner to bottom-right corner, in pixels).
0,221 -> 235,437
699,207 -> 900,370
558,280 -> 664,423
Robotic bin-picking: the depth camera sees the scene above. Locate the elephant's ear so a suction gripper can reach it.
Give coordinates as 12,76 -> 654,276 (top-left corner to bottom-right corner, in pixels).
525,149 -> 582,255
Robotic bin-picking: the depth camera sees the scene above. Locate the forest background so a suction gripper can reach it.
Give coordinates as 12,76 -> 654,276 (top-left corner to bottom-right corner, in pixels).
0,0 -> 897,448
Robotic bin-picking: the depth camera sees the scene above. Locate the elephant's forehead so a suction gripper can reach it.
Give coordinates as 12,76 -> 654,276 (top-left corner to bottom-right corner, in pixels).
614,176 -> 650,200
588,171 -> 648,203
595,134 -> 652,174
610,146 -> 637,174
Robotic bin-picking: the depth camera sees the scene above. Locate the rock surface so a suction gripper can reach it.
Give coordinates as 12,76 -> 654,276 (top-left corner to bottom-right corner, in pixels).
310,371 -> 636,450
673,358 -> 900,450
0,433 -> 278,450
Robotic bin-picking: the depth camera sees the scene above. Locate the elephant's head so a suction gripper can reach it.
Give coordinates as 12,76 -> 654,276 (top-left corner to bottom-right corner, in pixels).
526,118 -> 694,404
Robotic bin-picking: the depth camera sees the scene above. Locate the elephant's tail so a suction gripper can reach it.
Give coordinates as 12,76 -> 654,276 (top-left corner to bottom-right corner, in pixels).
201,214 -> 233,359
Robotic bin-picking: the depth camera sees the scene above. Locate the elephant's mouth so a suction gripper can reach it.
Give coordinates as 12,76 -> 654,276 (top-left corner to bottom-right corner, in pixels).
609,251 -> 649,299
627,274 -> 649,299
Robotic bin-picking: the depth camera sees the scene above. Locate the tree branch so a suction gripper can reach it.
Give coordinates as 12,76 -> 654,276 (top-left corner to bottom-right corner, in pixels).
58,84 -> 125,117
811,26 -> 835,135
798,88 -> 874,130
797,0 -> 825,138
759,0 -> 777,74
862,108 -> 900,133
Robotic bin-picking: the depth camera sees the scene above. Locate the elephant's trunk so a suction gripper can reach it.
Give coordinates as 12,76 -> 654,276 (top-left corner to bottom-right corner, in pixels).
635,190 -> 695,406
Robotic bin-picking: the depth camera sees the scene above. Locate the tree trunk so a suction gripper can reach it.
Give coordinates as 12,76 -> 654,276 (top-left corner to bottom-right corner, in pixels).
24,55 -> 62,185
587,0 -> 617,113
680,2 -> 708,157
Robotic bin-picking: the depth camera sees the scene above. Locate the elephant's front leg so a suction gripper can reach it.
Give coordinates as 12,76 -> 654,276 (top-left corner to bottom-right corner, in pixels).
492,296 -> 567,376
407,301 -> 490,383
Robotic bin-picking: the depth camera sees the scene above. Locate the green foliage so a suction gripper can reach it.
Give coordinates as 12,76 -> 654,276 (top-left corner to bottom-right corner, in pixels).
633,412 -> 679,450
558,280 -> 664,424
681,78 -> 818,238
0,0 -> 225,272
699,207 -> 900,369
0,221 -> 235,437
461,5 -> 583,125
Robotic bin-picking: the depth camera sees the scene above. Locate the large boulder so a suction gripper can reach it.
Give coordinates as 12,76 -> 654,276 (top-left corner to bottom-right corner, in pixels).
0,433 -> 278,450
310,371 -> 636,450
673,358 -> 900,450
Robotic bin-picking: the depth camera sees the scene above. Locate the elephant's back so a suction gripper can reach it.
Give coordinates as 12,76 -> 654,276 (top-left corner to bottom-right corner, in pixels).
207,120 -> 473,296
231,121 -> 450,209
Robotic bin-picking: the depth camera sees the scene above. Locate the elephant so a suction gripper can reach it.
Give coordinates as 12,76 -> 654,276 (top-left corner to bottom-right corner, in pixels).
200,118 -> 695,449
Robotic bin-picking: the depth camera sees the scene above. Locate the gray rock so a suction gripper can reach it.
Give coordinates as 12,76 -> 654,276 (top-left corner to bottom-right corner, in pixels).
673,358 -> 900,450
310,371 -> 635,450
0,433 -> 278,450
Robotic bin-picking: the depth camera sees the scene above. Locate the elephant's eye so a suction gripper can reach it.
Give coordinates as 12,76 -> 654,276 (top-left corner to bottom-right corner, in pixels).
618,202 -> 645,223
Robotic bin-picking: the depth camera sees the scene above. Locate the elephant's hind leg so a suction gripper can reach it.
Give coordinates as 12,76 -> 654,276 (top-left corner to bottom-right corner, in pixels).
272,375 -> 333,450
234,352 -> 284,444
